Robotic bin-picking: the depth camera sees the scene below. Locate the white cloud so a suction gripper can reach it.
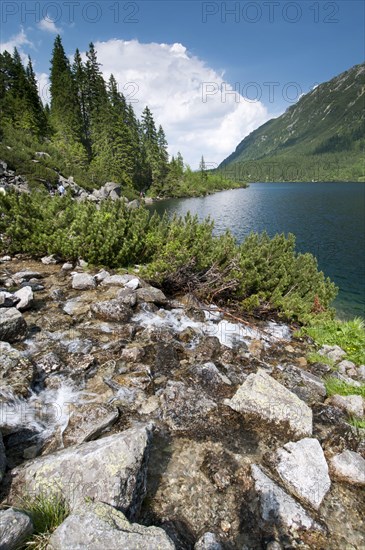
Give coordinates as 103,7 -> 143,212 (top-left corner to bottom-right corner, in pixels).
38,18 -> 61,34
0,28 -> 34,60
91,39 -> 271,168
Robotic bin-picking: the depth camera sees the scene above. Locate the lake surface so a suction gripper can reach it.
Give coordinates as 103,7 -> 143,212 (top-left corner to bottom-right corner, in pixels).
149,183 -> 365,319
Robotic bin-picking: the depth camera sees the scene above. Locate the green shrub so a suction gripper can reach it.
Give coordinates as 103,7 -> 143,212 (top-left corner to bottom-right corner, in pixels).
0,190 -> 338,323
307,351 -> 335,367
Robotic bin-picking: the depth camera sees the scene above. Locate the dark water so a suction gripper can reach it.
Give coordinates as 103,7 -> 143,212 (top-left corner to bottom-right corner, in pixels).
149,183 -> 365,319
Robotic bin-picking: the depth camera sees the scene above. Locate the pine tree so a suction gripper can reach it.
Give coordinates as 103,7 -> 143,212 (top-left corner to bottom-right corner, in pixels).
49,35 -> 87,167
72,48 -> 89,153
200,155 -> 208,182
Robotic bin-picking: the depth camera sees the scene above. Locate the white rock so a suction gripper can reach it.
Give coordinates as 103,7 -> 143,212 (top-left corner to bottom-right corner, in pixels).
195,531 -> 223,549
101,274 -> 133,286
125,277 -> 140,290
330,450 -> 365,486
274,438 -> 331,509
62,262 -> 73,271
71,273 -> 96,290
358,365 -> 365,381
225,369 -> 312,439
14,285 -> 34,310
41,254 -> 59,264
251,465 -> 321,531
328,394 -> 364,418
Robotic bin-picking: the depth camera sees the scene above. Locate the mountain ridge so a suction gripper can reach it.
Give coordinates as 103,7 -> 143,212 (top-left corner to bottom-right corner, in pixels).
219,63 -> 365,182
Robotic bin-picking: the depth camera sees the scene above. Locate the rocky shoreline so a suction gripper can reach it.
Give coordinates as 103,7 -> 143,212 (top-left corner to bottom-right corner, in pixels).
0,256 -> 364,549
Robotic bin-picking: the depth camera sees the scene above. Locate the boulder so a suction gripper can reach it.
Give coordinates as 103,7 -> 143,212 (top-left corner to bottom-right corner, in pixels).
225,369 -> 312,439
318,345 -> 346,363
329,450 -> 365,486
327,394 -> 363,418
125,277 -> 140,290
62,262 -> 73,271
94,269 -> 110,283
137,286 -> 167,305
91,300 -> 132,322
71,273 -> 96,290
251,465 -> 321,532
195,532 -> 223,549
61,403 -> 119,447
48,501 -> 175,550
0,508 -> 33,549
273,438 -> 330,509
359,365 -> 365,381
337,359 -> 356,373
0,308 -> 27,343
9,425 -> 153,516
0,341 -> 34,397
101,274 -> 133,286
14,285 -> 34,311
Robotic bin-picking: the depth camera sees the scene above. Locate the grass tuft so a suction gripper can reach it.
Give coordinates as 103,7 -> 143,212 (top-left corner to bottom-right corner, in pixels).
324,377 -> 365,398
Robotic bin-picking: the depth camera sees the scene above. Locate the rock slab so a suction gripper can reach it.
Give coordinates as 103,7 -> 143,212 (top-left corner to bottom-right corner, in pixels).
274,438 -> 330,509
48,501 -> 175,550
225,369 -> 312,439
9,425 -> 153,517
251,465 -> 320,532
329,450 -> 365,486
0,508 -> 33,549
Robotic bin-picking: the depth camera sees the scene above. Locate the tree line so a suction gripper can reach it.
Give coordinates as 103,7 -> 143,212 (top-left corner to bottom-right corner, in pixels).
0,36 -> 189,195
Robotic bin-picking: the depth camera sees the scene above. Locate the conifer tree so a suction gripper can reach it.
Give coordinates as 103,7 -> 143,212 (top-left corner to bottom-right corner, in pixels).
49,35 -> 87,167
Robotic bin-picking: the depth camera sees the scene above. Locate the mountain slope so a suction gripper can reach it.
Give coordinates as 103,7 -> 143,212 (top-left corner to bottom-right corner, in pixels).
219,63 -> 365,182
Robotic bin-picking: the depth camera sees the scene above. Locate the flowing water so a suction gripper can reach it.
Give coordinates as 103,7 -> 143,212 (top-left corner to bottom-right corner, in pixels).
149,182 -> 365,319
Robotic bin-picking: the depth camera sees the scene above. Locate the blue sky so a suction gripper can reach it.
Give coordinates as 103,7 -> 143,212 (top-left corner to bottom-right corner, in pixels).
1,0 -> 364,167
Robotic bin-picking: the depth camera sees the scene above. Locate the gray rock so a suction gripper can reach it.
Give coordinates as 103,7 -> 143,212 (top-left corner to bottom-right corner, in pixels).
117,287 -> 137,307
0,341 -> 34,397
9,425 -> 153,515
337,359 -> 356,373
101,274 -> 133,286
298,369 -> 326,397
328,394 -> 363,418
71,273 -> 96,290
274,438 -> 330,509
319,345 -> 346,363
48,501 -> 175,550
251,465 -> 321,531
91,300 -> 132,322
0,255 -> 11,262
77,259 -> 88,268
62,262 -> 73,271
0,431 -> 6,481
225,369 -> 312,439
14,286 -> 33,311
195,532 -> 222,549
0,508 -> 33,549
127,199 -> 139,209
41,254 -> 59,264
329,450 -> 365,486
137,286 -> 167,304
0,291 -> 20,308
0,307 -> 27,343
13,270 -> 43,282
61,403 -> 119,446
358,365 -> 365,381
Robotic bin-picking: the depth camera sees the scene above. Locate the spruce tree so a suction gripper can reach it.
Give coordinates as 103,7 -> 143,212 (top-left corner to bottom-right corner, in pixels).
49,35 -> 87,167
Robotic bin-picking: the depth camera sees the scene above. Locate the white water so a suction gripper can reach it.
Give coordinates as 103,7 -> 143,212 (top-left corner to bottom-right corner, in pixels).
133,306 -> 291,349
0,380 -> 96,440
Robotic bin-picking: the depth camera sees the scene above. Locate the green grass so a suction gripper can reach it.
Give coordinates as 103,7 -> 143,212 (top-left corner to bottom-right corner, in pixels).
348,416 -> 365,430
307,351 -> 335,367
324,377 -> 365,398
17,492 -> 70,549
300,317 -> 365,365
